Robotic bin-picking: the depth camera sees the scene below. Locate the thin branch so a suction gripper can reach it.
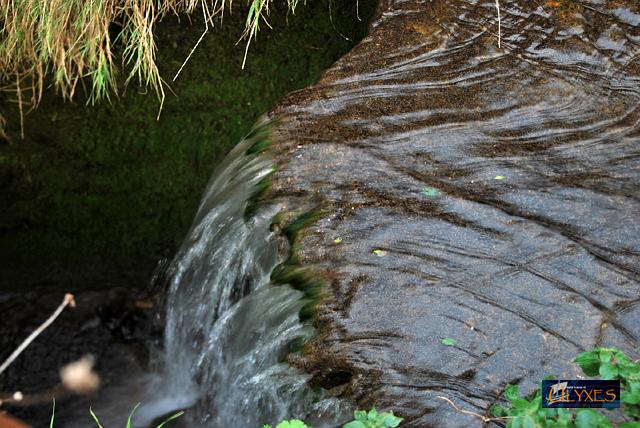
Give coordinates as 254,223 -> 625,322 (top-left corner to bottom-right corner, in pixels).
173,1 -> 211,82
15,73 -> 24,140
0,385 -> 69,407
437,396 -> 512,423
495,0 -> 501,48
0,294 -> 75,376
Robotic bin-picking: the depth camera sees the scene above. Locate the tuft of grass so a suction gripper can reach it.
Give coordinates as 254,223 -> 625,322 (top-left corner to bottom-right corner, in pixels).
0,0 -> 300,114
89,403 -> 184,428
0,0 -> 161,106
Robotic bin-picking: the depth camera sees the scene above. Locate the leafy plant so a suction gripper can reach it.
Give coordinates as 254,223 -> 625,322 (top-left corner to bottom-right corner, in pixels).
574,347 -> 640,420
491,347 -> 640,428
490,385 -> 611,427
344,408 -> 403,428
263,408 -> 402,428
263,420 -> 310,428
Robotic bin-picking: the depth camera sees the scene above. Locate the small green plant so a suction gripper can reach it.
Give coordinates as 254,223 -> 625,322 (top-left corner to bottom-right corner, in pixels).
263,420 -> 309,428
491,347 -> 640,427
263,408 -> 402,428
574,347 -> 640,421
343,408 -> 403,428
490,385 -> 612,427
89,403 -> 184,428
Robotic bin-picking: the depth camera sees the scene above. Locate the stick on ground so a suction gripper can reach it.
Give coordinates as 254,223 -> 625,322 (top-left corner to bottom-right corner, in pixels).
0,294 -> 75,376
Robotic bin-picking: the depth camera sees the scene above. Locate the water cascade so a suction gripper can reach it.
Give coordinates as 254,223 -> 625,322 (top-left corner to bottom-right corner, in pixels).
139,123 -> 352,427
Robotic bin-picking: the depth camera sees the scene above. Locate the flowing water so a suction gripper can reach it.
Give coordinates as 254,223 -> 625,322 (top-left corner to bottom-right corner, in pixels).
44,1 -> 640,426
132,123 -> 353,427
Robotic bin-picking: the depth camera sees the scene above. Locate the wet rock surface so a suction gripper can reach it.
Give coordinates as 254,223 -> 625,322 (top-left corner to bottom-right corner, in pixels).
266,0 -> 640,425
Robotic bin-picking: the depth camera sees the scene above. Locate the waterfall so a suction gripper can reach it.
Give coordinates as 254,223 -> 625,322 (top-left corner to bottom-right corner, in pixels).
136,122 -> 352,427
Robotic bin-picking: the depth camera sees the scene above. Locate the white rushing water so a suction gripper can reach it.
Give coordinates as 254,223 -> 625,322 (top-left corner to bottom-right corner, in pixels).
133,123 -> 352,427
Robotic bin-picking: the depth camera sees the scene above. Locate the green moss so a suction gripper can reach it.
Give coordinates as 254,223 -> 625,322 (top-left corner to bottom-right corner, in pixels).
282,206 -> 327,246
272,263 -> 326,322
245,167 -> 277,220
271,207 -> 330,322
244,120 -> 277,156
0,0 -> 375,291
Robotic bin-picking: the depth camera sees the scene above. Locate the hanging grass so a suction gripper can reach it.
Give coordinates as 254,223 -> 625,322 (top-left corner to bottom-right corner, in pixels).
0,0 -> 300,115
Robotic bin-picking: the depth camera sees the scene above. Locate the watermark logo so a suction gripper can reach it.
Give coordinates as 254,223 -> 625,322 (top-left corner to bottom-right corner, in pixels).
541,380 -> 620,408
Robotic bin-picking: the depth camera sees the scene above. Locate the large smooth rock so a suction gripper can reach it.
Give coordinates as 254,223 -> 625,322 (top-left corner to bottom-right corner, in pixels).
265,0 -> 640,425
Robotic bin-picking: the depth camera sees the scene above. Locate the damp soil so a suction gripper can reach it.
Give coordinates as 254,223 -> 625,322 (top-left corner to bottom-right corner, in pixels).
264,0 -> 640,425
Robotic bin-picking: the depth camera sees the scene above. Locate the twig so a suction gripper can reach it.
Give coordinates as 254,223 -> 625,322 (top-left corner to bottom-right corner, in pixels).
0,385 -> 69,407
437,396 -> 512,423
173,2 -> 211,82
0,294 -> 76,376
495,0 -> 501,48
329,0 -> 352,42
15,73 -> 24,140
173,28 -> 208,82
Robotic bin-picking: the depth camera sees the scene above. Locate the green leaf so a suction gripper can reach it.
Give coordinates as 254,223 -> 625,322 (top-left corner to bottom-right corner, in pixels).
622,390 -> 640,405
372,249 -> 387,256
421,187 -> 439,198
521,416 -> 536,428
619,423 -> 640,428
490,404 -> 508,417
598,363 -> 619,380
343,422 -> 367,428
333,237 -> 343,244
367,407 -> 377,419
155,411 -> 184,428
441,338 -> 456,346
575,409 -> 611,428
494,175 -> 505,180
126,403 -> 141,428
382,414 -> 403,427
598,349 -> 613,364
527,395 -> 541,413
510,398 -> 534,412
49,398 -> 55,428
575,351 -> 601,376
504,384 -> 521,402
276,420 -> 309,428
89,408 -> 104,428
555,408 -> 573,426
353,410 -> 367,421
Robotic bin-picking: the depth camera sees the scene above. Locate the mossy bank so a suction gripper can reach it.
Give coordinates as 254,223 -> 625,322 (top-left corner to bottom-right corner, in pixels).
0,0 -> 375,292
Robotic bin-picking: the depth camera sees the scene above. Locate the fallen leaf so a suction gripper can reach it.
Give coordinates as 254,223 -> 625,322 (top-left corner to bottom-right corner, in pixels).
421,186 -> 440,198
441,337 -> 456,346
372,249 -> 387,256
333,237 -> 343,244
135,299 -> 154,309
494,175 -> 505,180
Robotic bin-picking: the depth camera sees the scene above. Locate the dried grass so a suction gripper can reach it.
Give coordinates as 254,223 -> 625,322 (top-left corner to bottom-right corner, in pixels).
0,0 -> 299,118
